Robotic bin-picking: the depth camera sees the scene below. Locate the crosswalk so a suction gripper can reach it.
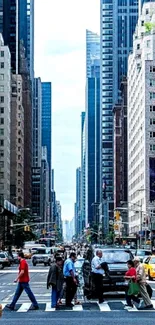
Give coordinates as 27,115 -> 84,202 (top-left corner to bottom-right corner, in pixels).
1,300 -> 155,313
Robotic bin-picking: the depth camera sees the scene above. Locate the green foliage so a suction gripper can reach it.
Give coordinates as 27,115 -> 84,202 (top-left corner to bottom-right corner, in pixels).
144,22 -> 155,32
13,210 -> 37,248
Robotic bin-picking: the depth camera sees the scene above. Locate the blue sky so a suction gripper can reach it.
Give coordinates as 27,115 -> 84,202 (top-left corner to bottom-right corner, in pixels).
35,0 -> 100,220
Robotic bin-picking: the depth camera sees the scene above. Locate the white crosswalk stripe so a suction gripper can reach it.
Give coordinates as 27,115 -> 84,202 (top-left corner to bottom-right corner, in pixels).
17,303 -> 32,313
1,300 -> 155,312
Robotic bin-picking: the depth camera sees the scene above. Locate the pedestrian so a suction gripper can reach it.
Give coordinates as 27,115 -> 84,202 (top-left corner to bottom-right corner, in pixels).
63,252 -> 77,307
91,250 -> 104,304
124,260 -> 140,308
47,256 -> 64,309
133,257 -> 153,310
6,251 -> 39,311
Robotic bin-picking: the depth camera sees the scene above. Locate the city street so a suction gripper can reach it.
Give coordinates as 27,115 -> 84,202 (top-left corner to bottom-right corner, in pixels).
0,261 -> 155,324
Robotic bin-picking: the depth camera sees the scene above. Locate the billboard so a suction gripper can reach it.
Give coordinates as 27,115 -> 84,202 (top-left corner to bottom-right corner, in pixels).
149,157 -> 155,201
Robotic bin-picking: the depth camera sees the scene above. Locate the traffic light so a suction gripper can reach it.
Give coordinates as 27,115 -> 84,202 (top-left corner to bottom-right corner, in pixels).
24,225 -> 30,232
115,210 -> 120,221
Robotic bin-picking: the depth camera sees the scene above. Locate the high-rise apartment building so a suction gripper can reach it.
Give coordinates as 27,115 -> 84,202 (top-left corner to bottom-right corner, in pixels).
100,0 -> 139,225
40,146 -> 50,230
42,82 -> 52,189
0,34 -> 11,201
10,74 -> 24,207
86,30 -> 100,78
128,1 -> 155,236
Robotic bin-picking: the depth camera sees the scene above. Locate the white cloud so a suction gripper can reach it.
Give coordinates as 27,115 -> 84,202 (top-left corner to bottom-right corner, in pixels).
35,0 -> 100,220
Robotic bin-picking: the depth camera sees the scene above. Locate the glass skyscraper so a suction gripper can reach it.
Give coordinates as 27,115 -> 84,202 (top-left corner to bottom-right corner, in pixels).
42,82 -> 52,189
100,0 -> 139,208
86,30 -> 100,78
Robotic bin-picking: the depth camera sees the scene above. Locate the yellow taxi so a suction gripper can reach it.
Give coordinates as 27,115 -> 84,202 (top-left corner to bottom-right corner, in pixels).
143,255 -> 155,280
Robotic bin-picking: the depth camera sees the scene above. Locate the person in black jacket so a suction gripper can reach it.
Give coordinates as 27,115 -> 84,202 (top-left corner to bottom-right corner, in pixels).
47,256 -> 64,308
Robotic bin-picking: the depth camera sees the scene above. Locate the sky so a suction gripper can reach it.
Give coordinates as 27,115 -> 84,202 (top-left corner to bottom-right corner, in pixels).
35,0 -> 100,220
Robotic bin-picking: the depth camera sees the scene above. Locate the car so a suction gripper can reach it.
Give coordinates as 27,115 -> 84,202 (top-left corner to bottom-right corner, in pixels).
0,252 -> 12,268
12,252 -> 19,264
143,256 -> 155,280
135,249 -> 151,263
83,248 -> 133,297
31,247 -> 52,266
23,249 -> 32,259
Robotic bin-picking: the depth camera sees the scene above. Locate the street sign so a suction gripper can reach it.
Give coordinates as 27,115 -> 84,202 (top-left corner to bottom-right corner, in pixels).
109,220 -> 114,225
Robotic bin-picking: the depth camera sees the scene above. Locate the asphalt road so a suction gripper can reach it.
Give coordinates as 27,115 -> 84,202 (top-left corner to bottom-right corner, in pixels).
0,261 -> 155,324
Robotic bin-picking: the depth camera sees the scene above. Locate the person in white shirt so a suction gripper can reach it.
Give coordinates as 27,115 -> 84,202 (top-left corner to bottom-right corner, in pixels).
91,250 -> 104,303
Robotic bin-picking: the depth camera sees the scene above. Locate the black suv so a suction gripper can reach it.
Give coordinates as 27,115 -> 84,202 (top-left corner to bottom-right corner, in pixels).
83,247 -> 133,297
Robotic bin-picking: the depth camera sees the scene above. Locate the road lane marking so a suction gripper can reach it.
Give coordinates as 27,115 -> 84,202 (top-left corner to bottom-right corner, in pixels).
17,303 -> 32,312
98,302 -> 111,311
73,305 -> 83,311
0,270 -> 48,274
45,303 -> 55,312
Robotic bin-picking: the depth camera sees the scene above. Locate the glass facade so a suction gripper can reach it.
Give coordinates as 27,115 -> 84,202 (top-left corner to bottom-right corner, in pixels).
42,82 -> 52,189
100,0 -> 139,204
86,30 -> 100,78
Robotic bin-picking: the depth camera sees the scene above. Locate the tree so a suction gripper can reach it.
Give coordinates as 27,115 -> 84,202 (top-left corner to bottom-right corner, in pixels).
13,210 -> 37,248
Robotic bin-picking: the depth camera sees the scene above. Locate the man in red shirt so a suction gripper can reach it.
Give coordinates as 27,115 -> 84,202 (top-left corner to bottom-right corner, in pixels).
124,260 -> 140,308
6,252 -> 39,311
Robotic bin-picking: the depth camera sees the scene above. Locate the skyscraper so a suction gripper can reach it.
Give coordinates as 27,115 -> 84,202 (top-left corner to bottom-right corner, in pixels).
128,1 -> 155,239
85,31 -> 100,227
100,0 -> 139,223
86,30 -> 100,78
81,112 -> 86,231
19,0 -> 34,81
42,82 -> 52,188
33,78 -> 42,167
0,34 -> 11,201
75,167 -> 81,236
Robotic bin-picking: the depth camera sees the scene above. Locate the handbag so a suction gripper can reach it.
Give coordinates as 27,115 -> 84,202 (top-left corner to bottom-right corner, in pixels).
128,280 -> 140,296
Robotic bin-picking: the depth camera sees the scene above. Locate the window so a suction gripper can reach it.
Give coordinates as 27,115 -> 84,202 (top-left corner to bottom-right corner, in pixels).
0,51 -> 4,57
150,66 -> 155,72
150,80 -> 155,86
0,62 -> 4,69
150,132 -> 155,138
0,86 -> 4,92
0,129 -> 4,135
0,96 -> 4,103
0,150 -> 4,157
0,161 -> 4,168
147,40 -> 150,48
0,172 -> 4,179
150,144 -> 155,151
137,44 -> 140,50
150,92 -> 155,99
0,74 -> 4,80
0,118 -> 4,125
0,140 -> 4,146
0,107 -> 4,114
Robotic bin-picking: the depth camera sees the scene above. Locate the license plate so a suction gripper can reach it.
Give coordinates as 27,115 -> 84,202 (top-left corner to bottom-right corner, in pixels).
116,282 -> 126,286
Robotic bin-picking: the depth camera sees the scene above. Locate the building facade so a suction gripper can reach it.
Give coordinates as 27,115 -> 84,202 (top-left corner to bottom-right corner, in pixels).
75,167 -> 81,236
86,29 -> 100,78
100,0 -> 139,224
81,112 -> 86,231
40,146 -> 50,231
42,82 -> 52,189
0,34 -> 11,201
85,77 -> 100,227
33,78 -> 42,167
10,74 -> 24,207
128,1 -> 155,236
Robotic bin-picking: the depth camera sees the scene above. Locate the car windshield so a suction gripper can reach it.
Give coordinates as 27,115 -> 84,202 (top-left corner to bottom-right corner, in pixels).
102,250 -> 131,263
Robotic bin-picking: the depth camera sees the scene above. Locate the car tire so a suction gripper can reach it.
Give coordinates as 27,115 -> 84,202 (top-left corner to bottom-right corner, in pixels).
33,263 -> 37,266
44,263 -> 48,266
148,271 -> 153,281
0,264 -> 4,270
